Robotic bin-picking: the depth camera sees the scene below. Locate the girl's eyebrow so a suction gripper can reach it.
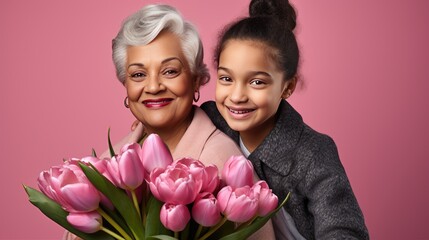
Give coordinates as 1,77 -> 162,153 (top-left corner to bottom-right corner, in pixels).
218,66 -> 272,78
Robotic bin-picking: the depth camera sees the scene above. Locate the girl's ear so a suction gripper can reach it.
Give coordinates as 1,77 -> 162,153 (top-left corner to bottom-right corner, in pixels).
282,76 -> 297,99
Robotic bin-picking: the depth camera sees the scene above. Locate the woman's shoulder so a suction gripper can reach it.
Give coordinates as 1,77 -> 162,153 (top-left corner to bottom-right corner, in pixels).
200,128 -> 243,171
200,101 -> 239,140
194,107 -> 241,167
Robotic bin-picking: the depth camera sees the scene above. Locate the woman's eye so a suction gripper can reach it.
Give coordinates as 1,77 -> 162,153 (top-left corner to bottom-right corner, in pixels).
163,69 -> 179,77
130,72 -> 146,79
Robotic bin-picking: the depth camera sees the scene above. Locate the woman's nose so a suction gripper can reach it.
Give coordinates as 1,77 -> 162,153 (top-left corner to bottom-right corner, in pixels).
144,75 -> 165,94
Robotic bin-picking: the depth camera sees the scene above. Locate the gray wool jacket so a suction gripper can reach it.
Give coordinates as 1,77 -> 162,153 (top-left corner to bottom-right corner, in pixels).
201,100 -> 369,240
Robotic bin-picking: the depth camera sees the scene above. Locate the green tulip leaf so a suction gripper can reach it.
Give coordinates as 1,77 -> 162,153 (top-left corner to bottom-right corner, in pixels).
79,163 -> 145,239
205,220 -> 235,240
99,204 -> 133,238
145,195 -> 172,237
218,192 -> 290,240
146,235 -> 178,240
108,128 -> 115,157
92,148 -> 97,157
178,218 -> 192,240
23,185 -> 114,240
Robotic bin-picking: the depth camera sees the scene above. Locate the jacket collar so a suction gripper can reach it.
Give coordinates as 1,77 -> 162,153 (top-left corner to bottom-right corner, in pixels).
248,100 -> 304,178
173,106 -> 217,160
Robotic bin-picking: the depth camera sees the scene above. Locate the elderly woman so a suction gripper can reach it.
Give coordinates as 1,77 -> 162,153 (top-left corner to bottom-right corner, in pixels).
105,4 -> 241,170
63,4 -> 274,240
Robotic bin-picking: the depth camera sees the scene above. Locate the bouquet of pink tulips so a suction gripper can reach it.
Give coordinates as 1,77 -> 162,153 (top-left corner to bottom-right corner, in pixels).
24,133 -> 289,240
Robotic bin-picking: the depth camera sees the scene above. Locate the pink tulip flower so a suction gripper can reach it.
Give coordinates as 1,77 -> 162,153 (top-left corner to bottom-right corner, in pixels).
222,156 -> 254,189
141,134 -> 173,174
67,211 -> 102,233
79,156 -> 106,171
252,181 -> 278,216
217,185 -> 258,223
192,192 -> 221,227
106,147 -> 145,190
120,142 -> 142,157
201,165 -> 220,193
38,161 -> 100,213
149,162 -> 202,205
78,157 -> 115,210
175,158 -> 219,193
160,203 -> 190,232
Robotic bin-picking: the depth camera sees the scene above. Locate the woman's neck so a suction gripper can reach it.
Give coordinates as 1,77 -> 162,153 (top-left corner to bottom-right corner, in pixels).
145,109 -> 194,154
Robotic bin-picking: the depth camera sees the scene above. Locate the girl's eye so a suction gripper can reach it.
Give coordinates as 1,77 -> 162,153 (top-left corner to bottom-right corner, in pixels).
250,79 -> 266,86
218,76 -> 232,82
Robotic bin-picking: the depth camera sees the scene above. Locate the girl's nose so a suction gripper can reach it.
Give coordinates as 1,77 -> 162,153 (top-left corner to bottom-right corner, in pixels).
229,83 -> 248,103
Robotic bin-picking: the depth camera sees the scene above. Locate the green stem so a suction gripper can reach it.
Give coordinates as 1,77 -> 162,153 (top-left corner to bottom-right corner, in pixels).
101,226 -> 126,240
131,189 -> 141,217
141,192 -> 146,226
198,217 -> 228,240
97,208 -> 133,240
237,215 -> 258,231
142,189 -> 151,227
194,224 -> 203,240
174,231 -> 179,239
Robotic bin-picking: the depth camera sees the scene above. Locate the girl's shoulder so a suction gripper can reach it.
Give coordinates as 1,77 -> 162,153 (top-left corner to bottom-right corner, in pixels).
200,101 -> 238,140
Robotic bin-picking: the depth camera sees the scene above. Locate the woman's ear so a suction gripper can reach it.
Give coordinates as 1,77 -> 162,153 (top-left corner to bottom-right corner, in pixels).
193,76 -> 201,102
281,76 -> 297,99
194,76 -> 201,92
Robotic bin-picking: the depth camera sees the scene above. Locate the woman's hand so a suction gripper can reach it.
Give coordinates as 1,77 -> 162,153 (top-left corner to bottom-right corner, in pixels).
131,119 -> 140,131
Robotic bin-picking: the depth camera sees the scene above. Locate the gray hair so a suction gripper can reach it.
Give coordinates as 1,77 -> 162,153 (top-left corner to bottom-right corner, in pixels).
112,4 -> 210,86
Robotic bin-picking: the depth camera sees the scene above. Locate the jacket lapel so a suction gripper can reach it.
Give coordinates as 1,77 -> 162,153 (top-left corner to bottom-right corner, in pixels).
249,100 -> 304,178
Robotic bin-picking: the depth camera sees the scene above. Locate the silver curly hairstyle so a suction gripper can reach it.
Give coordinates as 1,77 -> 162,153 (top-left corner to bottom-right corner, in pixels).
112,4 -> 210,86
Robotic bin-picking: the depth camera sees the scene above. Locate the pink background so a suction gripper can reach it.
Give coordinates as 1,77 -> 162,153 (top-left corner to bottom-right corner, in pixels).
1,0 -> 428,239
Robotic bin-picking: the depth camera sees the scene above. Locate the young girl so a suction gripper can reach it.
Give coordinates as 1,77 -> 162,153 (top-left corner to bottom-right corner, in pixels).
201,0 -> 369,239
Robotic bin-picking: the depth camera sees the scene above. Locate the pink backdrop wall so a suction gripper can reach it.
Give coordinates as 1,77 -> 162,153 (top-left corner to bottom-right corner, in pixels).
1,0 -> 428,239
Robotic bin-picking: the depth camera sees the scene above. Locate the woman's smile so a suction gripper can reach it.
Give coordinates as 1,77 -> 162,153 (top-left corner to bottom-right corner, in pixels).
142,98 -> 173,108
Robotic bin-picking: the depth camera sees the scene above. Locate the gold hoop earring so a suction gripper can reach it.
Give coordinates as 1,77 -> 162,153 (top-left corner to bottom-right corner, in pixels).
193,90 -> 200,102
124,96 -> 130,108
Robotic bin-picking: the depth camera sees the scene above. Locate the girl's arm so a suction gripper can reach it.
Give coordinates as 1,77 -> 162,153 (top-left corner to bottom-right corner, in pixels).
301,136 -> 369,239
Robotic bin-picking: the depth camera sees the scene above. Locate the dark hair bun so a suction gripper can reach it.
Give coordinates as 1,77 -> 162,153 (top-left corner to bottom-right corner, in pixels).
249,0 -> 296,31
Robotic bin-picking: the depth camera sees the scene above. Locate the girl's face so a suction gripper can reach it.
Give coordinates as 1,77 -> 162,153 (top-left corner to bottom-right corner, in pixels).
125,31 -> 196,132
215,40 -> 290,137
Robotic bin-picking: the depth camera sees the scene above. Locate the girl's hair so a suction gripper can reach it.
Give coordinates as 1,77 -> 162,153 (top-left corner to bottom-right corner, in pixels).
112,4 -> 210,85
214,0 -> 299,81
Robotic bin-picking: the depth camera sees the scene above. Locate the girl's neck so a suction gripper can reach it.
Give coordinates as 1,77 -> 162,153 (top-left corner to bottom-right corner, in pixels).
239,114 -> 277,153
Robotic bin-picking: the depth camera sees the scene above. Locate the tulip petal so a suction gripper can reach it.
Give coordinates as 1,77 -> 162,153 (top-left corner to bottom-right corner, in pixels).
160,203 -> 190,232
192,193 -> 221,227
141,134 -> 173,174
67,211 -> 102,233
118,150 -> 145,190
61,183 -> 100,212
222,156 -> 254,189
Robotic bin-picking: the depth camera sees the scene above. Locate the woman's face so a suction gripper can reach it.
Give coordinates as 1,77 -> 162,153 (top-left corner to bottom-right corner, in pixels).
215,40 -> 289,136
125,31 -> 195,132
